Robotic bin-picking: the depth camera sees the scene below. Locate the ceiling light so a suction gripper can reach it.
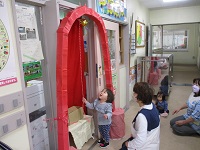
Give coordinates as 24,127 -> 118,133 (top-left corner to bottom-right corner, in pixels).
163,0 -> 186,2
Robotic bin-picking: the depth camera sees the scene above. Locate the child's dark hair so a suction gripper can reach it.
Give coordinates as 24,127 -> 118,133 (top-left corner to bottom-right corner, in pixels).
161,75 -> 168,86
105,88 -> 114,103
157,91 -> 166,100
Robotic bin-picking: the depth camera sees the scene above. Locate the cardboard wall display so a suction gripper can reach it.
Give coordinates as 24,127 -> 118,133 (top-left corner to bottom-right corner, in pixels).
68,106 -> 84,125
69,115 -> 95,149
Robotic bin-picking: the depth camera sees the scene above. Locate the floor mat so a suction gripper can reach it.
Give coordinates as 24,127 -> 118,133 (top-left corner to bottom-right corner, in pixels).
171,83 -> 192,86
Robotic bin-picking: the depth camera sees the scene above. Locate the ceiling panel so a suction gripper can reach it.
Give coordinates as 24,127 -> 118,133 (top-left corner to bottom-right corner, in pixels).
139,0 -> 200,10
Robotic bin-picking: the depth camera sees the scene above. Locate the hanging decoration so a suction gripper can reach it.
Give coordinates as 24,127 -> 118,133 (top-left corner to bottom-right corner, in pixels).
80,18 -> 88,27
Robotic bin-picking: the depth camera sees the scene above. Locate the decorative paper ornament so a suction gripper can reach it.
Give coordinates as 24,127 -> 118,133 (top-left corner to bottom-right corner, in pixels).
80,19 -> 88,26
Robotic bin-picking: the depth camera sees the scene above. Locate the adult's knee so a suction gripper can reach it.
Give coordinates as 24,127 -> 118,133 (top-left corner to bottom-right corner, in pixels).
170,118 -> 175,126
170,116 -> 183,126
171,125 -> 183,135
171,124 -> 188,136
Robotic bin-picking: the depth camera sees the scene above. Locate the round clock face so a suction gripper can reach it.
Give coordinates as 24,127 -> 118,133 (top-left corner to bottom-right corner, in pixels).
0,19 -> 10,72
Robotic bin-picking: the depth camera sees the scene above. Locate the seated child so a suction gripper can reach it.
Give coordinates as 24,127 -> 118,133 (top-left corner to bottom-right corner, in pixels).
156,91 -> 169,117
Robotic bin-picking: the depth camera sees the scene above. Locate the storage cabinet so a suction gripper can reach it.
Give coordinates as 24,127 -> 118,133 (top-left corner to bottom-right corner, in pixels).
26,80 -> 50,150
137,54 -> 173,95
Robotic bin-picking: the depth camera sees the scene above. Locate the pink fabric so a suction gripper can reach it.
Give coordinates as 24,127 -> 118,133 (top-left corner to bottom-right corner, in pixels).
157,68 -> 161,78
110,108 -> 125,139
148,72 -> 159,85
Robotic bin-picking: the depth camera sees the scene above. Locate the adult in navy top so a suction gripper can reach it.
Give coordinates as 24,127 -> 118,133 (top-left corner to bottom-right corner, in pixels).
120,82 -> 160,150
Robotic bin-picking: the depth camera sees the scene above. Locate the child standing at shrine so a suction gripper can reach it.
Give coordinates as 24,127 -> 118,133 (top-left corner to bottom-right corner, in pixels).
82,88 -> 114,148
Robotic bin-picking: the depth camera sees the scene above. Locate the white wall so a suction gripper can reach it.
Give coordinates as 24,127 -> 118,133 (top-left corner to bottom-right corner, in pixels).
127,0 -> 150,67
198,24 -> 200,68
127,0 -> 150,100
150,6 -> 200,66
119,67 -> 127,107
164,24 -> 199,65
150,6 -> 200,25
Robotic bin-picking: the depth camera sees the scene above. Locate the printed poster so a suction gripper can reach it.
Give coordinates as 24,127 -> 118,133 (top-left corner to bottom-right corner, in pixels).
96,0 -> 127,22
15,3 -> 44,62
0,0 -> 18,87
135,20 -> 145,47
112,73 -> 117,89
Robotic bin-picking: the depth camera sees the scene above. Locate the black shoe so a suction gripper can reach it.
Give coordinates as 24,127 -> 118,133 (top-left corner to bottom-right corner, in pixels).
99,142 -> 109,148
98,138 -> 104,144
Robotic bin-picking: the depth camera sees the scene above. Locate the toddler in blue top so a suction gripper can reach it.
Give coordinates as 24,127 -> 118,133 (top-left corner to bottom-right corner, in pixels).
82,88 -> 114,148
156,91 -> 169,117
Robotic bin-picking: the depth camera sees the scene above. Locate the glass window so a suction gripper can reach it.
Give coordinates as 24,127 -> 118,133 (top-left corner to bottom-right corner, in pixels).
163,30 -> 188,51
59,8 -> 73,23
152,25 -> 189,52
63,0 -> 80,5
152,26 -> 162,50
64,0 -> 87,6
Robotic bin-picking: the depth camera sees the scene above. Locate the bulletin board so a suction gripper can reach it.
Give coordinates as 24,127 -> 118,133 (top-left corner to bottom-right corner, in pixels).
15,3 -> 44,62
130,34 -> 136,54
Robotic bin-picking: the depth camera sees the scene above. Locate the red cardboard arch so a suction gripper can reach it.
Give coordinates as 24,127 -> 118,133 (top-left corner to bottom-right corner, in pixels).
56,5 -> 114,150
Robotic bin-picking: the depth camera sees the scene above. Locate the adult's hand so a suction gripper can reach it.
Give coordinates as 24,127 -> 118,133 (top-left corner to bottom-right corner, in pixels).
175,120 -> 185,126
176,117 -> 194,126
172,108 -> 181,115
172,103 -> 188,115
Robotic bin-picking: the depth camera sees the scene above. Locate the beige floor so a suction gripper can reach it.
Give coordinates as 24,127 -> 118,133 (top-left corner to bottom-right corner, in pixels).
81,65 -> 200,150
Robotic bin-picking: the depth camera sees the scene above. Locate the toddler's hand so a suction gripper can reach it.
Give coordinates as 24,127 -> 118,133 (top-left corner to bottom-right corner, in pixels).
104,114 -> 108,119
82,97 -> 87,103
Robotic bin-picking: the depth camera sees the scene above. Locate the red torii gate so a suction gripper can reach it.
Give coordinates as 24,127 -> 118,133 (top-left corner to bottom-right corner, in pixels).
56,5 -> 114,150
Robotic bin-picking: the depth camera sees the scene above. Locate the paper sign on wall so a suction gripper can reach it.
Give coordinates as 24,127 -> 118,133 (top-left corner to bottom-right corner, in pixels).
0,0 -> 18,87
15,3 -> 44,62
20,40 -> 44,62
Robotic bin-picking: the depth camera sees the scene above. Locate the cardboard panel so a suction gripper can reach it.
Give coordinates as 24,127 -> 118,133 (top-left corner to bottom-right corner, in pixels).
68,106 -> 84,125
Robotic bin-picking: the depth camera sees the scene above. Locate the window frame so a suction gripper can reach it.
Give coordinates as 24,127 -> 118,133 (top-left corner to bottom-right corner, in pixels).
163,29 -> 189,52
